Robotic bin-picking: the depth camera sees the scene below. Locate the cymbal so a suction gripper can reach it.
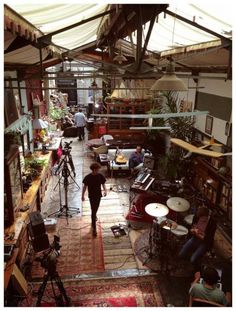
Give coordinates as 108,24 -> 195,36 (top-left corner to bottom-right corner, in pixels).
145,203 -> 169,217
166,197 -> 190,212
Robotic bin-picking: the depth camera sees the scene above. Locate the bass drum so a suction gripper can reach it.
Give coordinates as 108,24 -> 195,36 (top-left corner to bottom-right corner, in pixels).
126,192 -> 168,224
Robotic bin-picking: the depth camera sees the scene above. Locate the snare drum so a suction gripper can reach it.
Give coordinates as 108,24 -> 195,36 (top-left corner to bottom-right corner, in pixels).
171,225 -> 188,236
170,225 -> 188,248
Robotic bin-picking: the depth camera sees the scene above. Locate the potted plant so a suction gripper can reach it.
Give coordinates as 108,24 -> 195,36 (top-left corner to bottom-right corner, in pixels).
48,104 -> 69,129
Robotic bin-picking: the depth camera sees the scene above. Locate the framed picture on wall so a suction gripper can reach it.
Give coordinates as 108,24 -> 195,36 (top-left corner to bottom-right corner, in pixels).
205,115 -> 213,135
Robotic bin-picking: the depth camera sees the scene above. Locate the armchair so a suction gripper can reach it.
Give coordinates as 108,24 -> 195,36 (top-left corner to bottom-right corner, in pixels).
92,145 -> 108,160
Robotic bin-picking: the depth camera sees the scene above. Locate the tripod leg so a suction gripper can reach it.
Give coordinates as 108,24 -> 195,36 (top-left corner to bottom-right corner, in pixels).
54,273 -> 71,306
36,274 -> 49,306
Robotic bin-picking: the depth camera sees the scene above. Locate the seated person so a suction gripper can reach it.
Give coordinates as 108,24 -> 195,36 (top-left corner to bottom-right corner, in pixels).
128,145 -> 144,176
178,207 -> 217,270
189,267 -> 227,306
62,115 -> 74,129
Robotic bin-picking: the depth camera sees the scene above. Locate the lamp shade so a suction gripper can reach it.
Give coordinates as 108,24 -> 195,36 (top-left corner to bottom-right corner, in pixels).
90,79 -> 98,89
113,51 -> 127,64
33,118 -> 48,129
150,61 -> 188,91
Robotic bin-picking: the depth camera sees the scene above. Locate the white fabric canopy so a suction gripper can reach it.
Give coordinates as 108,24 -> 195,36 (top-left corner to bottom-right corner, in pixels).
5,2 -> 232,53
5,3 -> 107,50
128,3 -> 232,53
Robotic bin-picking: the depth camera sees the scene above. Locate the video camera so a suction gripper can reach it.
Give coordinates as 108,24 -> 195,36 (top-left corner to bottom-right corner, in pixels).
36,235 -> 61,274
62,141 -> 73,155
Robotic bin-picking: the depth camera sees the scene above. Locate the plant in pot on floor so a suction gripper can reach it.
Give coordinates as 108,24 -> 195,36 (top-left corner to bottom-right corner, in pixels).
154,91 -> 195,180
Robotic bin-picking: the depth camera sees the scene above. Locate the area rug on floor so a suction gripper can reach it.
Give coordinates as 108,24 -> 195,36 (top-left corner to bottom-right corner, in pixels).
134,229 -> 194,277
31,217 -> 104,279
20,276 -> 164,307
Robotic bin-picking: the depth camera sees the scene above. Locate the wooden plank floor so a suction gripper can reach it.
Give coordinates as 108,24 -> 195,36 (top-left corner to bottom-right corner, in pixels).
41,138 -> 141,274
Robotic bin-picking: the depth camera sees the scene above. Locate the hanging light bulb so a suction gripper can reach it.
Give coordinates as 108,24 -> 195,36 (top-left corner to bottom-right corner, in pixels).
150,61 -> 188,91
113,49 -> 127,64
90,79 -> 98,89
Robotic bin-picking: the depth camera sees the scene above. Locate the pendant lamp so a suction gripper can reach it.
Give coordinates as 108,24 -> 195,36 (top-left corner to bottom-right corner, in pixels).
32,118 -> 48,129
150,61 -> 187,91
113,49 -> 127,64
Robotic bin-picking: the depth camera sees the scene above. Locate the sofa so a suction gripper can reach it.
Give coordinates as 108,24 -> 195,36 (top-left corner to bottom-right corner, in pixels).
107,148 -> 143,176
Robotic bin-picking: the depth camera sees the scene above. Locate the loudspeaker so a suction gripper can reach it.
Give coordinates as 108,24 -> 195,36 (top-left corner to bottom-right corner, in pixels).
31,234 -> 50,253
28,211 -> 46,237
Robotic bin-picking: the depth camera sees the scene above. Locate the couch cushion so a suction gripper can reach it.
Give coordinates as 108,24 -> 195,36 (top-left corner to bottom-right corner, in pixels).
107,149 -> 134,160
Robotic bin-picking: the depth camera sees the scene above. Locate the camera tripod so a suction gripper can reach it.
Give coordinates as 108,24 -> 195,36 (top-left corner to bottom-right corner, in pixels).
36,262 -> 71,306
49,149 -> 80,220
53,152 -> 80,191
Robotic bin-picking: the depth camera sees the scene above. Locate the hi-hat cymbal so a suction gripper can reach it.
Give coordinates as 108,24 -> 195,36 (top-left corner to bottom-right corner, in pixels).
166,197 -> 190,212
145,203 -> 169,217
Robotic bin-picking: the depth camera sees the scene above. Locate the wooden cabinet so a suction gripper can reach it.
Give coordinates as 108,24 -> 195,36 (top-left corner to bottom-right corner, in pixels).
4,145 -> 23,228
107,101 -> 150,130
106,101 -> 151,131
105,100 -> 151,143
219,182 -> 232,220
192,158 -> 232,220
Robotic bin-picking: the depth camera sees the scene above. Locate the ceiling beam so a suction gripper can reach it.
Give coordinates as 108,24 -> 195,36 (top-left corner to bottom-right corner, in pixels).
38,8 -> 117,45
137,8 -> 157,71
165,9 -> 232,44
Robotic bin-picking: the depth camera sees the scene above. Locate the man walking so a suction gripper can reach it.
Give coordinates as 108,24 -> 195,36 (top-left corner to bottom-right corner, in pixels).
82,162 -> 107,236
74,108 -> 86,140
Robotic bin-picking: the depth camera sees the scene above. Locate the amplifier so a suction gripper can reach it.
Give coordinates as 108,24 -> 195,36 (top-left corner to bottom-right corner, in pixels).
28,211 -> 46,237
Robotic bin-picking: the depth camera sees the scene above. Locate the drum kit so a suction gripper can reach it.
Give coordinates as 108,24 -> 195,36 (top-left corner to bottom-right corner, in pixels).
144,197 -> 190,269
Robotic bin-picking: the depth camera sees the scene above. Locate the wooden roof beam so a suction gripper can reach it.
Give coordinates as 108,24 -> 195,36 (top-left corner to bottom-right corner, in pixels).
165,9 -> 232,44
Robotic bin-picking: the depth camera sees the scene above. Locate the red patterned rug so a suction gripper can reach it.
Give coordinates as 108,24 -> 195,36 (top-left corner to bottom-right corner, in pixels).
134,229 -> 194,277
31,217 -> 104,279
20,276 -> 164,307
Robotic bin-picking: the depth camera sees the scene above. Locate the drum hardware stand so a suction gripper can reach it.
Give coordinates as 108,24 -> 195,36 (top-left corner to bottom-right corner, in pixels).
143,220 -> 172,273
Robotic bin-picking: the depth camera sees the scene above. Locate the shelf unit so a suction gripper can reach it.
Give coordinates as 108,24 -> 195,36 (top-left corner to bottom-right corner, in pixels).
192,157 -> 232,220
106,101 -> 152,131
4,145 -> 23,228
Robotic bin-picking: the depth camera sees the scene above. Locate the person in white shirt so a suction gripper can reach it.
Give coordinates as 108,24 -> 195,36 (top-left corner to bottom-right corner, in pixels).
74,109 -> 86,141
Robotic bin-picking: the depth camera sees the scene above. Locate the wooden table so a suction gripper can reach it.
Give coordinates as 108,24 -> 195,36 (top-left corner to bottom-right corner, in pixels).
4,247 -> 19,289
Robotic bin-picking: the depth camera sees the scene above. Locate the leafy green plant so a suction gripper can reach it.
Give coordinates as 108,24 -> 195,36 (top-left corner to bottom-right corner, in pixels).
146,107 -> 165,141
49,104 -> 69,121
162,91 -> 194,140
24,158 -> 47,178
